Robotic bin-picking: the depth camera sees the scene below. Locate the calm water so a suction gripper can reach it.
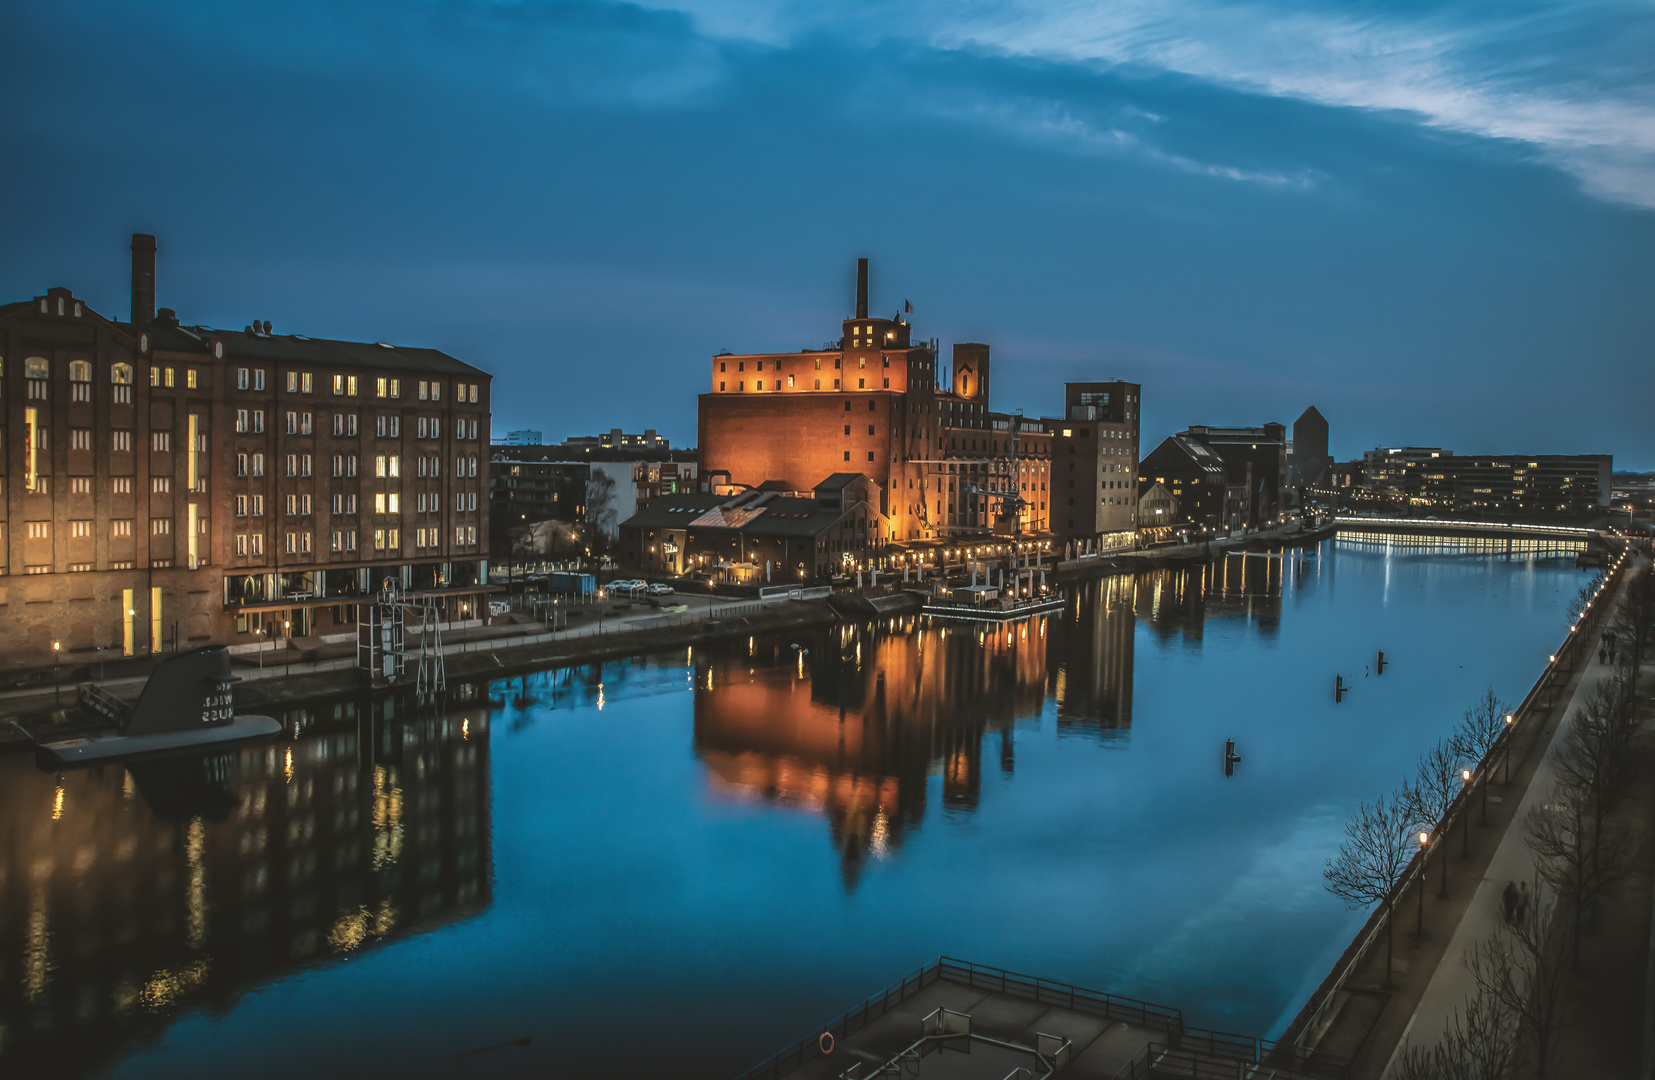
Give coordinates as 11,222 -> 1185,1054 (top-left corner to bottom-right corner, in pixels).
0,536 -> 1589,1079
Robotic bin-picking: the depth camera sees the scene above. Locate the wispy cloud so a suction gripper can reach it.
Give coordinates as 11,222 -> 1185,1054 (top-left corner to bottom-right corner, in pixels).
645,0 -> 1655,207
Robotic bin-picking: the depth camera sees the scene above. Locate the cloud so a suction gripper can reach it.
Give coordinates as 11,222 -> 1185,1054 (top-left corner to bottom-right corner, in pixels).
643,0 -> 1655,207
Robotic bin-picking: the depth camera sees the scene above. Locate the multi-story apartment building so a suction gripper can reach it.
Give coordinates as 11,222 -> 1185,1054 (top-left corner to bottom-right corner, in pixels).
1048,381 -> 1141,551
0,235 -> 492,672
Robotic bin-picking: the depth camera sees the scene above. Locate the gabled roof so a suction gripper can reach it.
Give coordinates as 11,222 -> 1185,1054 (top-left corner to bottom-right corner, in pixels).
1140,435 -> 1230,478
813,473 -> 865,491
618,494 -> 728,530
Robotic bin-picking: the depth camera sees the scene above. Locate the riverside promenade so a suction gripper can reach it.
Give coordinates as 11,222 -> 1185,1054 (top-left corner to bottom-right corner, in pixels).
0,592 -> 834,747
1284,545 -> 1648,1077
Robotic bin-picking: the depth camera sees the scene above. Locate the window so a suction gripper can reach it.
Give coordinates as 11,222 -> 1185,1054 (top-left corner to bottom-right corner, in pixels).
112,478 -> 133,494
347,454 -> 358,476
844,451 -> 851,461
301,412 -> 313,435
252,453 -> 265,477
285,532 -> 297,554
376,415 -> 400,438
69,520 -> 91,538
374,529 -> 387,550
112,363 -> 134,385
286,454 -> 297,477
345,494 -> 357,514
788,374 -> 795,387
237,368 -> 250,390
152,477 -> 171,494
252,495 -> 264,516
286,411 -> 297,434
25,356 -> 49,379
252,410 -> 265,433
455,491 -> 465,513
236,453 -> 248,477
301,454 -> 312,477
69,359 -> 91,382
331,531 -> 344,552
251,533 -> 264,555
70,477 -> 91,495
390,455 -> 401,477
467,525 -> 477,544
151,518 -> 171,536
374,492 -> 386,514
333,374 -> 345,395
467,456 -> 477,477
468,492 -> 477,511
300,532 -> 311,554
70,429 -> 91,450
236,409 -> 249,433
300,372 -> 312,393
332,454 -> 342,477
236,495 -> 248,517
111,519 -> 133,538
286,494 -> 298,516
456,526 -> 466,545
236,534 -> 248,556
151,431 -> 171,452
186,368 -> 199,389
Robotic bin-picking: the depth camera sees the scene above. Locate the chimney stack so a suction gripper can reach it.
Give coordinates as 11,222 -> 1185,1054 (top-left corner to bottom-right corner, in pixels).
130,233 -> 156,327
855,257 -> 868,320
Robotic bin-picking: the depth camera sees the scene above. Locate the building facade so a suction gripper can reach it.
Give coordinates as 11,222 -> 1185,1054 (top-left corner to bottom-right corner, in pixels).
1137,435 -> 1248,533
0,235 -> 492,673
697,259 -> 1135,558
1354,448 -> 1612,516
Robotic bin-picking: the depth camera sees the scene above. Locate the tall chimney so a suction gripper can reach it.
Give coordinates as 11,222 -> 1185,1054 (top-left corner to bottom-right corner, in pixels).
855,257 -> 868,320
131,233 -> 156,327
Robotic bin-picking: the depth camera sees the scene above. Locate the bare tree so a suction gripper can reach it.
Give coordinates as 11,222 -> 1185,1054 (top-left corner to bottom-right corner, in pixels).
1391,990 -> 1517,1080
1465,881 -> 1568,1080
1556,670 -> 1641,867
1325,790 -> 1416,987
1403,737 -> 1464,894
1452,686 -> 1510,819
1524,780 -> 1641,967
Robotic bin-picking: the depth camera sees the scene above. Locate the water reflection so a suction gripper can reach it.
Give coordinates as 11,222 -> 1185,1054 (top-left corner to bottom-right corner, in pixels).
0,695 -> 492,1077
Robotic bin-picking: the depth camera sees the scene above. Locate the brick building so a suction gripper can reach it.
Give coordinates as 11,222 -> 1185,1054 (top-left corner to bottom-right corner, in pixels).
697,259 -> 1135,559
1137,434 -> 1249,533
0,235 -> 492,673
621,473 -> 888,581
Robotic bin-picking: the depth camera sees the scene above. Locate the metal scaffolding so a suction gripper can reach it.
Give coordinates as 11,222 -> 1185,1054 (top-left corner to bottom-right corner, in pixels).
356,582 -> 446,692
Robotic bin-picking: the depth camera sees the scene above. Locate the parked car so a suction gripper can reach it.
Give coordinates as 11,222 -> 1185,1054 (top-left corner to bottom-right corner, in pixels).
646,583 -> 675,596
604,579 -> 646,596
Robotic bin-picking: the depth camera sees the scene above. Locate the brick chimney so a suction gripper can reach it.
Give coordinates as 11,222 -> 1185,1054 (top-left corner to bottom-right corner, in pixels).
855,257 -> 868,320
131,233 -> 156,327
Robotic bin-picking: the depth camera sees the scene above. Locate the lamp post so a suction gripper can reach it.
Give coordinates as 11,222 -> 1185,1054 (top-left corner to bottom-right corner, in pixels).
1417,831 -> 1430,933
1502,713 -> 1515,786
1462,770 -> 1473,856
283,620 -> 291,676
52,640 -> 62,706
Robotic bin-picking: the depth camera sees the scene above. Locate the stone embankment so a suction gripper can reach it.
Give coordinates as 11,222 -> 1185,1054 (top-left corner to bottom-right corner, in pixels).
0,599 -> 837,750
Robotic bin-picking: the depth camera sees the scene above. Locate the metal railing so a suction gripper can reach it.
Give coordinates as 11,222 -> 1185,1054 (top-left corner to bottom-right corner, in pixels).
935,958 -> 1183,1033
1118,1042 -> 1338,1080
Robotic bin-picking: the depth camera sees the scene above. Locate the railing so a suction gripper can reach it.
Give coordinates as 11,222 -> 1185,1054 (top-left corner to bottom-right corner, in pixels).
1331,515 -> 1593,537
77,682 -> 132,726
1282,540 -> 1632,1053
732,960 -> 943,1080
935,958 -> 1183,1034
1118,1042 -> 1338,1080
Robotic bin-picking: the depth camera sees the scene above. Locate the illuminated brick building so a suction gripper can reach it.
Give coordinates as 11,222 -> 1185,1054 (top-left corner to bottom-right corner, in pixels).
0,235 -> 493,672
698,259 -> 1139,556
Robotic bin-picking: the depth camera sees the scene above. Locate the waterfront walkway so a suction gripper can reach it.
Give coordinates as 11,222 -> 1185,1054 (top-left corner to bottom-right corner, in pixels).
1293,552 -> 1651,1077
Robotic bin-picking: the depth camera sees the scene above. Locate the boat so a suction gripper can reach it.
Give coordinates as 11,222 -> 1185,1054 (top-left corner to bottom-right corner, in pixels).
16,645 -> 282,766
922,584 -> 1066,622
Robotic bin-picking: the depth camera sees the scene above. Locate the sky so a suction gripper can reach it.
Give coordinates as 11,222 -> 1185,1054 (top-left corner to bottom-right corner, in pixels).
1,0 -> 1651,466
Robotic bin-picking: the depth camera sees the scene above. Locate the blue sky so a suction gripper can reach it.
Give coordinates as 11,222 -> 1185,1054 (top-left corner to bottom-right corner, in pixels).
2,0 -> 1651,465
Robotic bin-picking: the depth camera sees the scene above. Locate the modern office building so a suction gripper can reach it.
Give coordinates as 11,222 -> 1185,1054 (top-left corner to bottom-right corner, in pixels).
0,235 -> 492,672
562,428 -> 670,452
1355,448 -> 1612,515
496,429 -> 542,446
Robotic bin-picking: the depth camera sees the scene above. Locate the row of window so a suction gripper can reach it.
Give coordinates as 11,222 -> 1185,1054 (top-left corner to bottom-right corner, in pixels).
230,410 -> 482,439
234,526 -> 479,558
23,517 -> 205,540
720,377 -> 891,391
229,453 -> 479,479
6,361 -> 483,402
718,356 -> 890,373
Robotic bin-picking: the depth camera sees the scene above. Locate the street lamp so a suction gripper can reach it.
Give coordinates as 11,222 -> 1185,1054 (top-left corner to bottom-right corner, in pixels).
1462,769 -> 1474,854
1417,830 -> 1430,932
52,641 -> 62,706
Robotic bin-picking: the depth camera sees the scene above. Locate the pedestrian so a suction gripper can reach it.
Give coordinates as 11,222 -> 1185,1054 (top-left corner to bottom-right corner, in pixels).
1599,647 -> 1607,664
1515,881 -> 1530,925
1501,881 -> 1517,924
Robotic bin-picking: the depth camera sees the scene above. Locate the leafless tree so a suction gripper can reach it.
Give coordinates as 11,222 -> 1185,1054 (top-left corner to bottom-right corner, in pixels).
1524,779 -> 1641,966
1452,686 -> 1510,819
1556,670 -> 1642,868
1391,989 -> 1517,1080
1325,790 -> 1416,987
1403,737 -> 1464,894
1465,880 -> 1569,1080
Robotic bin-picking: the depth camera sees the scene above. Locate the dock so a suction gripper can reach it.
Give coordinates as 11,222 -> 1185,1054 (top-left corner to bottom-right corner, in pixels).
734,957 -> 1348,1080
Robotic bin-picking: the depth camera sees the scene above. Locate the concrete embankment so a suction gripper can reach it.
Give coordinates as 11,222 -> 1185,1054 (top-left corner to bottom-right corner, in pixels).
0,600 -> 838,750
1054,523 -> 1336,582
